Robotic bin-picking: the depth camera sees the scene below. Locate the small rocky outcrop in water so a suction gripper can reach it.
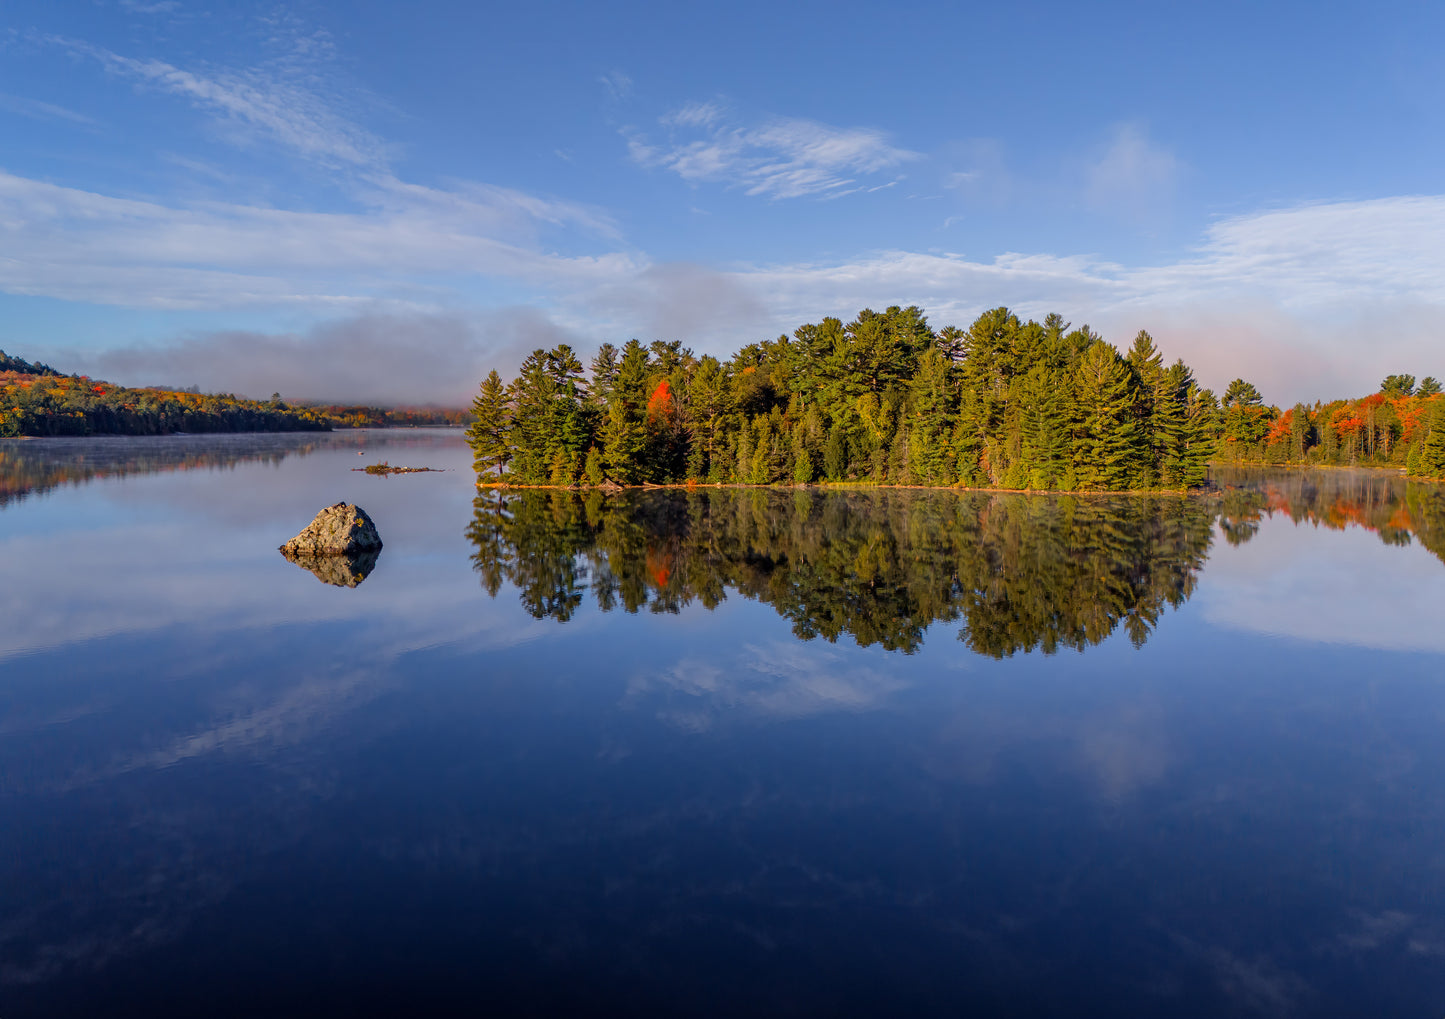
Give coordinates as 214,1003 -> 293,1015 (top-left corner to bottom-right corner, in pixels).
280,502 -> 383,556
281,547 -> 380,587
279,503 -> 383,587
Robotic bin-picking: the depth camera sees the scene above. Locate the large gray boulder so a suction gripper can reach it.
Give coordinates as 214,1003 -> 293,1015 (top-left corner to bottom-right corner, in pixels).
280,502 -> 383,556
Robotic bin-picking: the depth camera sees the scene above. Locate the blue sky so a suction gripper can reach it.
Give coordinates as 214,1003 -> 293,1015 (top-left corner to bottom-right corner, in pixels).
3,0 -> 1444,403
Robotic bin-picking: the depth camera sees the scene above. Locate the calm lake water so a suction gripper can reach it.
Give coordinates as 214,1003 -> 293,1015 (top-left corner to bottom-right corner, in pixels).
3,430 -> 1445,1017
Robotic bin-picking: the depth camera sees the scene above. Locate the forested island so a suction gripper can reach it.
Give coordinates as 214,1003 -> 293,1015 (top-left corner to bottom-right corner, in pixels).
467,306 -> 1445,491
0,350 -> 469,436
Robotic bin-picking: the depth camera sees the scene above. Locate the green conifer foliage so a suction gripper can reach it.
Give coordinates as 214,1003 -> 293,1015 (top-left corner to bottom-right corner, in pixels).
1419,399 -> 1445,479
601,402 -> 644,484
1073,341 -> 1144,490
823,422 -> 849,481
584,447 -> 605,485
793,445 -> 815,483
466,369 -> 513,481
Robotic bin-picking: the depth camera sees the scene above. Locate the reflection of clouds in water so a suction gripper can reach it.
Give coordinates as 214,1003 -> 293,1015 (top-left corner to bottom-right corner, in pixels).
0,433 -> 527,666
927,697 -> 1174,801
628,641 -> 907,730
1333,910 -> 1445,958
1164,932 -> 1312,1014
0,521 -> 540,663
1076,704 -> 1172,802
1200,517 -> 1445,652
1204,946 -> 1311,1014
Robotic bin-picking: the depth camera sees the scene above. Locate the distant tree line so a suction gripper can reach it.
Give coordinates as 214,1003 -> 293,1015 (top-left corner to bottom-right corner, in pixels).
1213,373 -> 1445,481
0,354 -> 473,436
467,306 -> 1445,490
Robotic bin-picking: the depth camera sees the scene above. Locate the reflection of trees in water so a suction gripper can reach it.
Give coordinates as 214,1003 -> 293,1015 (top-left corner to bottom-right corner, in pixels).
0,439 -> 314,508
467,475 -> 1445,655
1211,466 -> 1445,565
0,431 -> 458,508
466,488 -> 1222,657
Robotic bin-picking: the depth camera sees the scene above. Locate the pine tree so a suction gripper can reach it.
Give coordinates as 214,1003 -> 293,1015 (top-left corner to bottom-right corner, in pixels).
601,402 -> 644,483
466,369 -> 513,481
823,421 -> 849,481
1419,399 -> 1445,479
548,448 -> 576,486
909,349 -> 957,484
589,343 -> 620,407
735,420 -> 753,482
1126,330 -> 1166,486
793,444 -> 814,483
749,417 -> 772,484
506,350 -> 555,483
584,447 -> 605,485
1072,341 -> 1144,490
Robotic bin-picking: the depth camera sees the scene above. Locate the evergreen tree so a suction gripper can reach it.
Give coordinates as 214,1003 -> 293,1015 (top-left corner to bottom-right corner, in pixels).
601,402 -> 645,483
1419,399 -> 1445,479
909,349 -> 957,485
584,447 -> 605,485
823,421 -> 849,481
1381,374 -> 1417,398
589,343 -> 620,407
793,443 -> 815,483
466,369 -> 513,481
1073,341 -> 1143,490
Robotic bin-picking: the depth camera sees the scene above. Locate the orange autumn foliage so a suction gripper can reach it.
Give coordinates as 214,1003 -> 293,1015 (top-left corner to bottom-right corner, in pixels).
646,378 -> 675,426
1263,408 -> 1294,445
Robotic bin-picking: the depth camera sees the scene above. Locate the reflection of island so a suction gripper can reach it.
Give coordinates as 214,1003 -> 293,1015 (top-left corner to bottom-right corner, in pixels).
280,547 -> 380,587
466,488 -> 1215,656
466,475 -> 1445,656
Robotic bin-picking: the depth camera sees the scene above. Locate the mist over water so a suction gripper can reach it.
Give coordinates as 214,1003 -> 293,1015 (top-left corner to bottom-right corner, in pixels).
2,432 -> 1444,1017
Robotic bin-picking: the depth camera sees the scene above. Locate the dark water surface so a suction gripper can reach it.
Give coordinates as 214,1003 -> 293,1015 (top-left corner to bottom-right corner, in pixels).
3,431 -> 1445,1017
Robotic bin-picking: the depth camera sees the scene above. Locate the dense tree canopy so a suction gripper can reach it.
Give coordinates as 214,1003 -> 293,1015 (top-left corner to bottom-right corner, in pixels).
469,307 -> 1225,492
468,305 -> 1445,489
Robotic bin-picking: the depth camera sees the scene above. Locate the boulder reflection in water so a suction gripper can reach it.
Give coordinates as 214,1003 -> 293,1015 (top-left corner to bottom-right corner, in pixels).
280,547 -> 380,587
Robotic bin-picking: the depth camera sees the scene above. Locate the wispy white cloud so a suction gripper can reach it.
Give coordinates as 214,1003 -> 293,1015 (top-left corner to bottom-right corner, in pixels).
663,195 -> 1445,400
118,0 -> 182,13
630,104 -> 920,200
0,92 -> 94,125
4,32 -> 629,323
10,27 -> 1445,404
941,137 -> 1011,207
1084,122 -> 1180,218
0,171 -> 633,310
599,70 -> 632,102
51,35 -> 386,169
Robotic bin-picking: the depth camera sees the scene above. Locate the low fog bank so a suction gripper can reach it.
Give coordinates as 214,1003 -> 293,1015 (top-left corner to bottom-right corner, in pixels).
54,309 -> 573,407
37,290 -> 1445,412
